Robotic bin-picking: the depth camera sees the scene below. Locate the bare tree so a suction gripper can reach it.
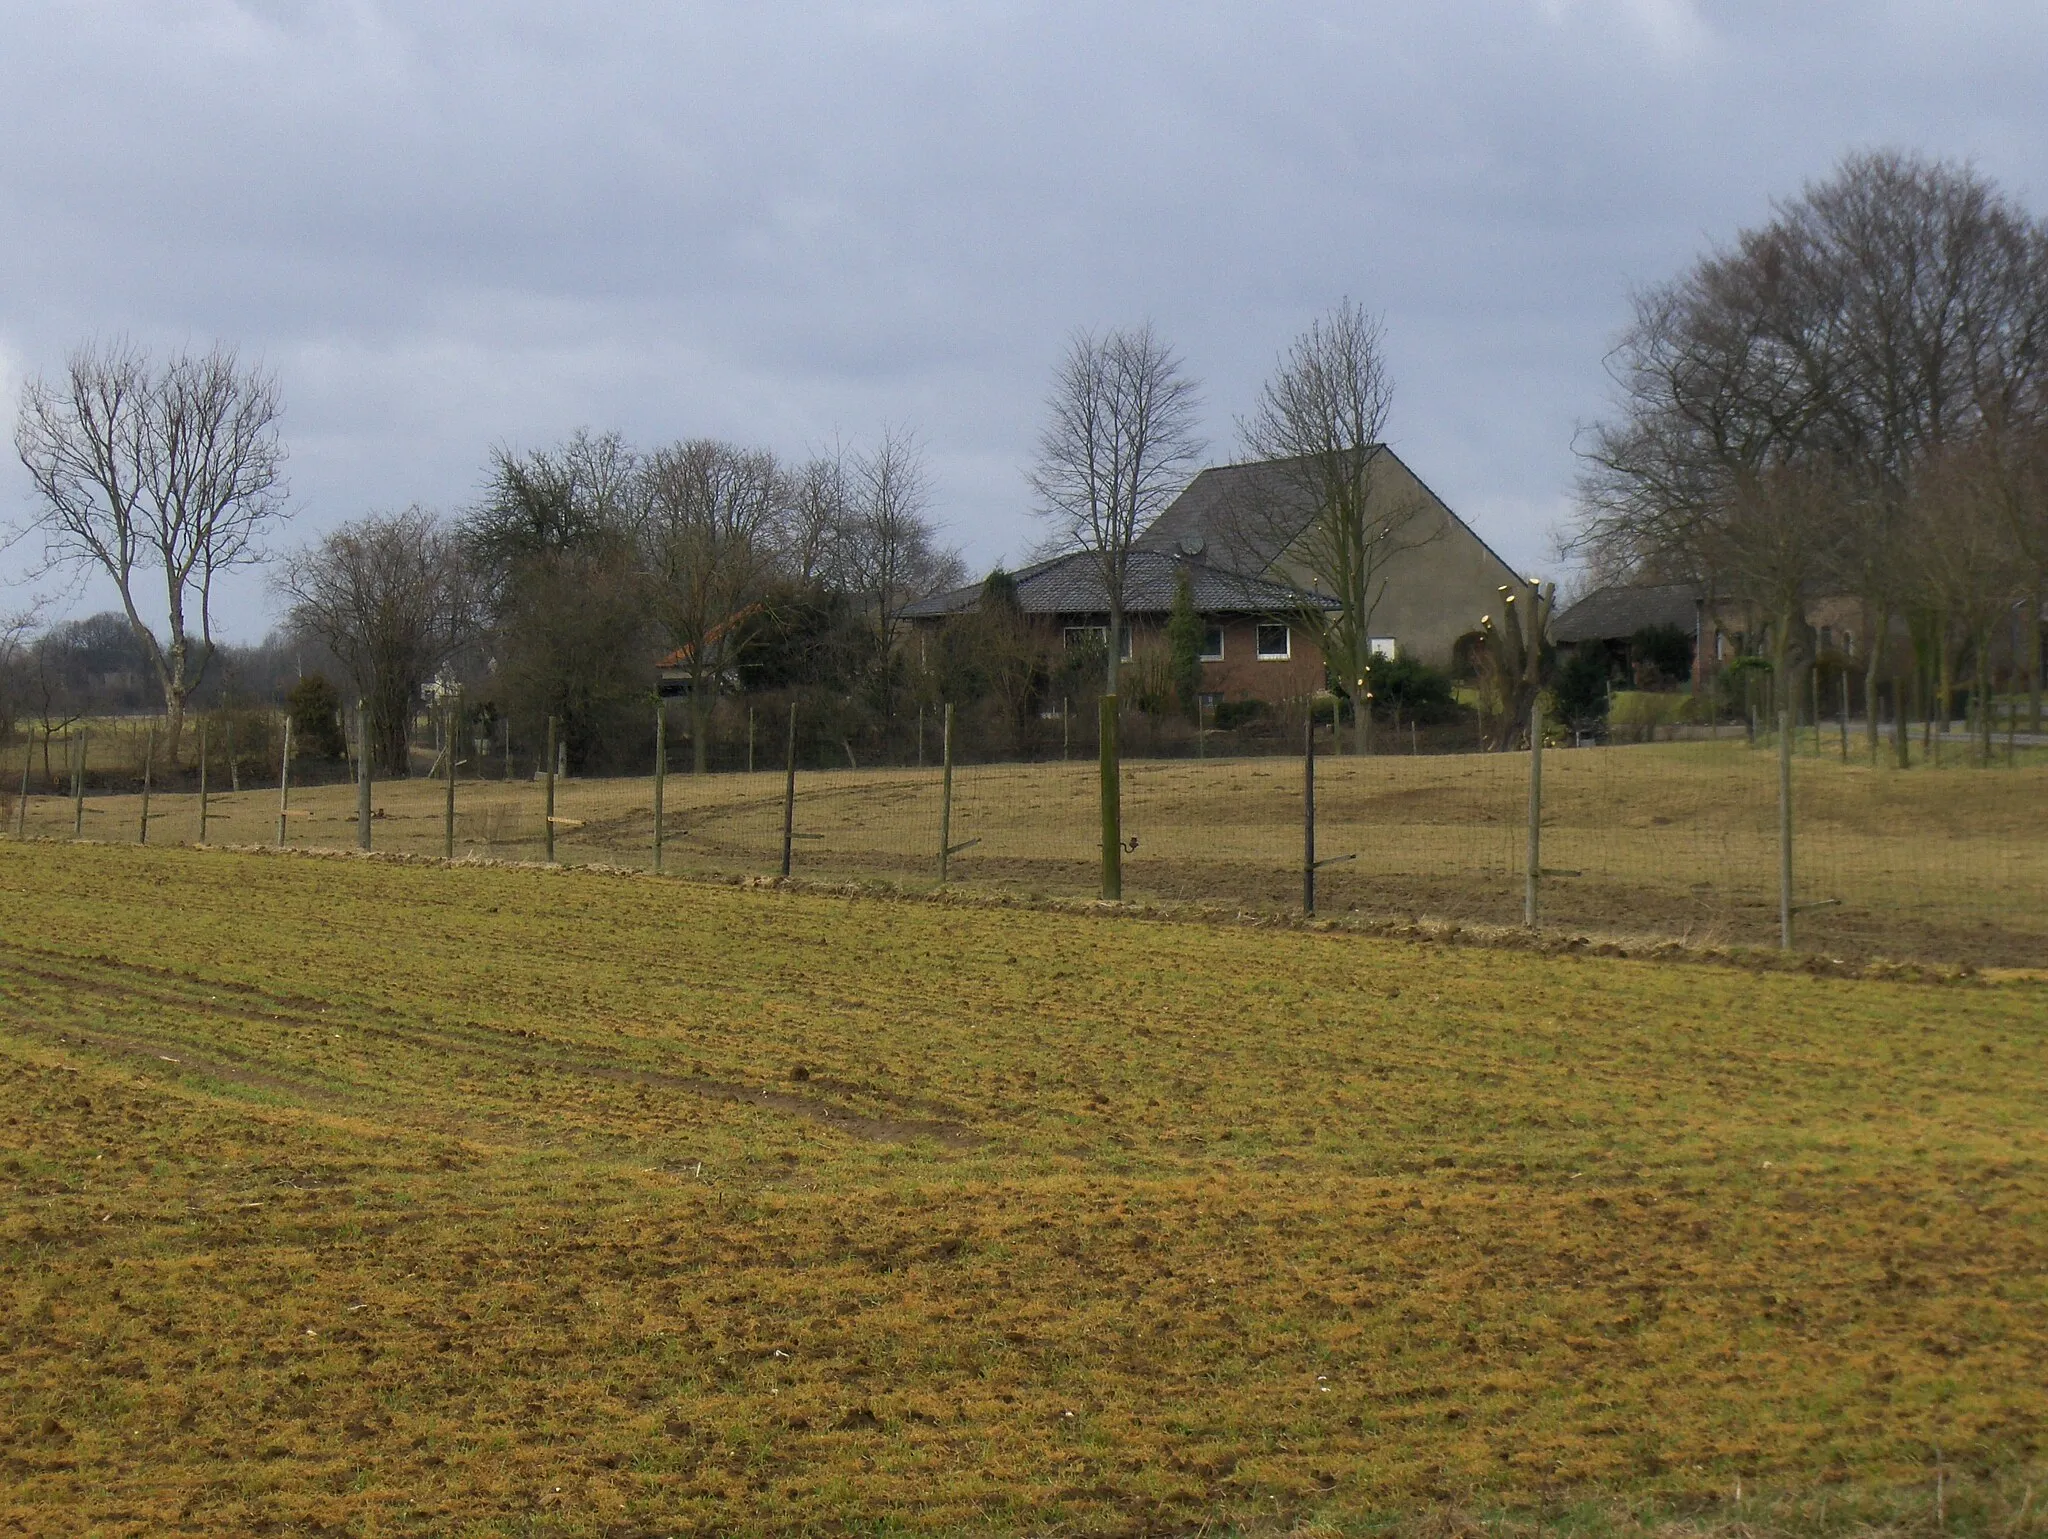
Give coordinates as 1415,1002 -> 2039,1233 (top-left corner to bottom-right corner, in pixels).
1239,301 -> 1435,753
1573,152 -> 2048,753
784,449 -> 853,586
280,509 -> 475,775
1902,437 -> 2031,761
843,426 -> 963,714
13,340 -> 287,760
1030,326 -> 1204,694
465,432 -> 655,771
641,440 -> 789,772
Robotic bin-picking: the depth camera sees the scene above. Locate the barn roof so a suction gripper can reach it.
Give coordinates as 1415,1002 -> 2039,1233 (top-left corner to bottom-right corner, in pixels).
1550,582 -> 1702,644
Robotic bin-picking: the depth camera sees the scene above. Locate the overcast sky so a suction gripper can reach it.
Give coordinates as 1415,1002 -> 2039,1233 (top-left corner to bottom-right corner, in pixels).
5,0 -> 2047,639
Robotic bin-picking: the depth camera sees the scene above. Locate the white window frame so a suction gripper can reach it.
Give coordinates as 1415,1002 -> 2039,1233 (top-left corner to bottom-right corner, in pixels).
1255,623 -> 1291,661
1198,625 -> 1225,662
1369,636 -> 1398,660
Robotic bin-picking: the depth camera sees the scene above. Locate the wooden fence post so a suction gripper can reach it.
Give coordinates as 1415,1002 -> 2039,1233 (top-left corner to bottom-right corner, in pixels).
653,697 -> 667,874
15,732 -> 30,838
140,726 -> 155,844
197,722 -> 209,842
544,715 -> 558,864
939,703 -> 955,884
780,703 -> 797,878
72,731 -> 87,838
276,716 -> 292,847
443,694 -> 459,860
1099,694 -> 1121,901
1303,714 -> 1317,916
228,718 -> 241,792
1779,701 -> 1795,951
1524,694 -> 1544,929
356,701 -> 372,851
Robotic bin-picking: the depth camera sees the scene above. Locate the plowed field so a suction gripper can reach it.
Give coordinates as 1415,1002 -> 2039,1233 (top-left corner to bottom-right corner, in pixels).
1,840 -> 2044,1536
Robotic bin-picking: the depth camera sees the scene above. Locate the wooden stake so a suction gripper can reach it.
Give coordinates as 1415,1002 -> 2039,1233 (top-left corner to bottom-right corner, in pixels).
228,718 -> 240,792
1840,672 -> 1850,762
140,726 -> 155,843
1099,694 -> 1121,901
197,722 -> 208,842
1779,701 -> 1795,951
443,694 -> 458,860
1303,714 -> 1317,916
780,702 -> 797,878
16,730 -> 32,838
1525,694 -> 1543,928
276,715 -> 292,847
544,715 -> 558,864
72,731 -> 87,838
356,700 -> 372,851
653,697 -> 667,874
938,703 -> 955,884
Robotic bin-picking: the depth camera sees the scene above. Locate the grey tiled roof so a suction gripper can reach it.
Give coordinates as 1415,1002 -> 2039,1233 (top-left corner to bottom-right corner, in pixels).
1131,454 -> 1340,574
1551,582 -> 1702,643
901,549 -> 1337,621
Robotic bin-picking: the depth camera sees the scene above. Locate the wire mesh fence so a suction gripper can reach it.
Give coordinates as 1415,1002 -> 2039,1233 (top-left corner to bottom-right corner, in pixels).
5,711 -> 2044,969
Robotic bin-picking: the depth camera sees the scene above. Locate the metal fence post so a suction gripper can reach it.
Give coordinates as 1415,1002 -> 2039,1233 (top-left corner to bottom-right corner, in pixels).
140,726 -> 155,844
1303,713 -> 1317,916
356,700 -> 372,852
276,716 -> 291,847
652,696 -> 668,873
1099,693 -> 1121,901
544,715 -> 558,864
1779,701 -> 1795,951
780,702 -> 797,878
1524,693 -> 1543,928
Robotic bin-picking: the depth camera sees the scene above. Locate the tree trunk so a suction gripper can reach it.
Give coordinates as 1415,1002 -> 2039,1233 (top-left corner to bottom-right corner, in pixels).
1862,606 -> 1885,763
691,691 -> 709,776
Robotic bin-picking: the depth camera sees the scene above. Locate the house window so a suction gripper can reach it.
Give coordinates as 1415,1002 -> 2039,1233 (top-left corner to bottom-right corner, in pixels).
1199,626 -> 1224,662
1063,625 -> 1106,650
1369,636 -> 1398,660
1255,623 -> 1291,660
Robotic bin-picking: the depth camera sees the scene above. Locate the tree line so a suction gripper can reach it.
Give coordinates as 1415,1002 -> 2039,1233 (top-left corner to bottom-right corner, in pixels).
1573,149 -> 2048,757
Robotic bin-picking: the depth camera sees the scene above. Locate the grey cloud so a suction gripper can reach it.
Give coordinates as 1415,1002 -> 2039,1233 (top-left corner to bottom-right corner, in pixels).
3,0 -> 2046,634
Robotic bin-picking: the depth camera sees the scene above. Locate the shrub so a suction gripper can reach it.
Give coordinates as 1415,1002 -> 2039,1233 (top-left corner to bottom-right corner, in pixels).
1552,648 -> 1611,733
286,674 -> 349,760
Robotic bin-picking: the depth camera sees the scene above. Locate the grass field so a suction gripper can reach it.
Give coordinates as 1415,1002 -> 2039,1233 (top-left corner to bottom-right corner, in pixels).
2,839 -> 2045,1536
14,738 -> 2047,966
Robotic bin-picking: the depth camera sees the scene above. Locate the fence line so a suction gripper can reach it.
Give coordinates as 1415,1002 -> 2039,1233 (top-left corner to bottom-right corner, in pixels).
3,710 -> 2043,968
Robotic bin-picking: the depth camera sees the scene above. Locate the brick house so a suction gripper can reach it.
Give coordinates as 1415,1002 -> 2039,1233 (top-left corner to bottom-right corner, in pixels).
901,548 -> 1337,707
906,448 -> 1522,706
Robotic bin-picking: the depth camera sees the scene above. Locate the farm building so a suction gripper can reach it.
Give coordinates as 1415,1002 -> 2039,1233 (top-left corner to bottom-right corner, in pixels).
901,548 -> 1339,704
906,448 -> 1521,706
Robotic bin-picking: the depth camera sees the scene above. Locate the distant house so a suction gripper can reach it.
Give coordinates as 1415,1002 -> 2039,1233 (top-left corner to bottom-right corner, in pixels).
1551,582 -> 1707,686
901,548 -> 1338,704
905,448 -> 1522,706
1133,448 -> 1523,672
